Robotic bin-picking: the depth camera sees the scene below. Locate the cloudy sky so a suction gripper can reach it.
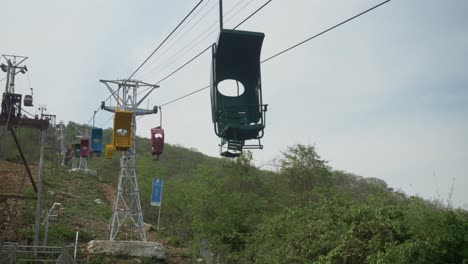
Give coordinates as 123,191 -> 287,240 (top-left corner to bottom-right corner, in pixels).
1,0 -> 467,208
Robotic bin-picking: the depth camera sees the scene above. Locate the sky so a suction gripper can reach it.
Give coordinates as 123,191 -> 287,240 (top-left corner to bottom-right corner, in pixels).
1,0 -> 467,208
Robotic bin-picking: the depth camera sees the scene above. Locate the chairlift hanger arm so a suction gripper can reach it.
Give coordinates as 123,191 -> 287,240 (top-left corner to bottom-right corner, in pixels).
1,55 -> 28,68
101,79 -> 145,87
136,86 -> 158,107
100,80 -> 123,106
100,79 -> 132,86
101,105 -> 158,116
74,126 -> 82,136
135,80 -> 160,87
101,103 -> 116,113
2,54 -> 28,60
100,79 -> 158,108
134,107 -> 158,116
102,79 -> 158,88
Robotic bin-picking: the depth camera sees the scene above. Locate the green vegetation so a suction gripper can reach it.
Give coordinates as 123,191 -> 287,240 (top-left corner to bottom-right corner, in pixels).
1,122 -> 467,263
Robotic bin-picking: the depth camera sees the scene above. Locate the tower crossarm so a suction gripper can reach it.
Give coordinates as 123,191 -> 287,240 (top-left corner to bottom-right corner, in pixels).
101,104 -> 158,116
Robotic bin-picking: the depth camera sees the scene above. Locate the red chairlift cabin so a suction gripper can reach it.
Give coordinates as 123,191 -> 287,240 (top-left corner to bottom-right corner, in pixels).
80,138 -> 90,158
151,127 -> 164,160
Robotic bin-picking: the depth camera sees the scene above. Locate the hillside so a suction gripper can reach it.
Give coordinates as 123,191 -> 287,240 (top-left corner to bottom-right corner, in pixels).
0,122 -> 467,263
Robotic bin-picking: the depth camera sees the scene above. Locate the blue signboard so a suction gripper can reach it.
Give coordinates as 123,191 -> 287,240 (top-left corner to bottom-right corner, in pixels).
151,178 -> 163,206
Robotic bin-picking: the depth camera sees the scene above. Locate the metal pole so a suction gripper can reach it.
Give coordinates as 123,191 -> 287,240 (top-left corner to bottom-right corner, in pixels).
93,111 -> 96,127
43,219 -> 49,246
159,107 -> 162,127
157,206 -> 161,230
60,123 -> 66,166
219,0 -> 223,30
9,127 -> 38,193
157,178 -> 163,230
33,128 -> 46,256
74,231 -> 79,259
4,60 -> 11,94
10,58 -> 15,93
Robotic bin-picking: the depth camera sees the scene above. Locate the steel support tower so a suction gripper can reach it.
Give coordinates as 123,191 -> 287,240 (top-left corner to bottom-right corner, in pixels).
0,54 -> 49,256
71,155 -> 96,175
71,155 -> 78,169
101,79 -> 159,241
69,128 -> 96,174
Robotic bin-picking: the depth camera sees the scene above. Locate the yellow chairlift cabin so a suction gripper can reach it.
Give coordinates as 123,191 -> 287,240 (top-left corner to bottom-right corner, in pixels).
113,110 -> 133,151
105,144 -> 114,159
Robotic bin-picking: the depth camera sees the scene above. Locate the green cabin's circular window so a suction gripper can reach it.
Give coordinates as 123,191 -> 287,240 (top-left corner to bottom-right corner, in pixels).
217,79 -> 245,97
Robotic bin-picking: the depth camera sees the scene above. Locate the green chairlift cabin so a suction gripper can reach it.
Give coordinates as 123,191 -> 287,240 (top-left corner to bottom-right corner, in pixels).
211,29 -> 268,157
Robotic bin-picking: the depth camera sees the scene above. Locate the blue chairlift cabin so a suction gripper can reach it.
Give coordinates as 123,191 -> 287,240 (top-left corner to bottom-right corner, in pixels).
211,29 -> 268,157
91,128 -> 103,156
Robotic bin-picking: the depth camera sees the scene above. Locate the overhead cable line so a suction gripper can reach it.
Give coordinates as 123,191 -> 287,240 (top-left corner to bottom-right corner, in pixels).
158,0 -> 392,107
145,29 -> 217,79
233,0 -> 272,29
85,85 -> 122,126
261,0 -> 391,63
86,1 -> 205,127
135,45 -> 211,122
140,0 -> 263,86
148,0 -> 271,85
138,0 -> 257,81
125,0 -> 205,82
160,86 -> 210,108
226,0 -> 254,18
161,85 -> 210,107
137,40 -> 209,99
136,3 -> 219,80
134,43 -> 212,106
101,114 -> 114,128
225,0 -> 259,28
85,95 -> 111,126
155,44 -> 213,85
135,0 -> 216,78
165,0 -> 214,42
138,0 -> 274,114
137,42 -> 210,98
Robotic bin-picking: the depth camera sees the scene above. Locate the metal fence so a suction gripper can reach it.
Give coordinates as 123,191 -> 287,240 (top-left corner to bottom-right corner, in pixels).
0,242 -> 76,264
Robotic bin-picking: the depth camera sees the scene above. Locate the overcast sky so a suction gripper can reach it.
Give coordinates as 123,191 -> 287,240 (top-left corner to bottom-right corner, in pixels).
1,0 -> 467,208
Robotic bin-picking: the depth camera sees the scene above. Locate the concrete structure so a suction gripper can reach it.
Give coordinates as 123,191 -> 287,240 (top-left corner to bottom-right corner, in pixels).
87,240 -> 165,259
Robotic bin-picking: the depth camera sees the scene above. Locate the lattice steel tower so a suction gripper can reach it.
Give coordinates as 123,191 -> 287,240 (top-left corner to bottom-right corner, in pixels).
101,79 -> 159,241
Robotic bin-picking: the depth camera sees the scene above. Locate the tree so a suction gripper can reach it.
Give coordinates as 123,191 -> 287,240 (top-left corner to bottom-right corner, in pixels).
279,144 -> 333,197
